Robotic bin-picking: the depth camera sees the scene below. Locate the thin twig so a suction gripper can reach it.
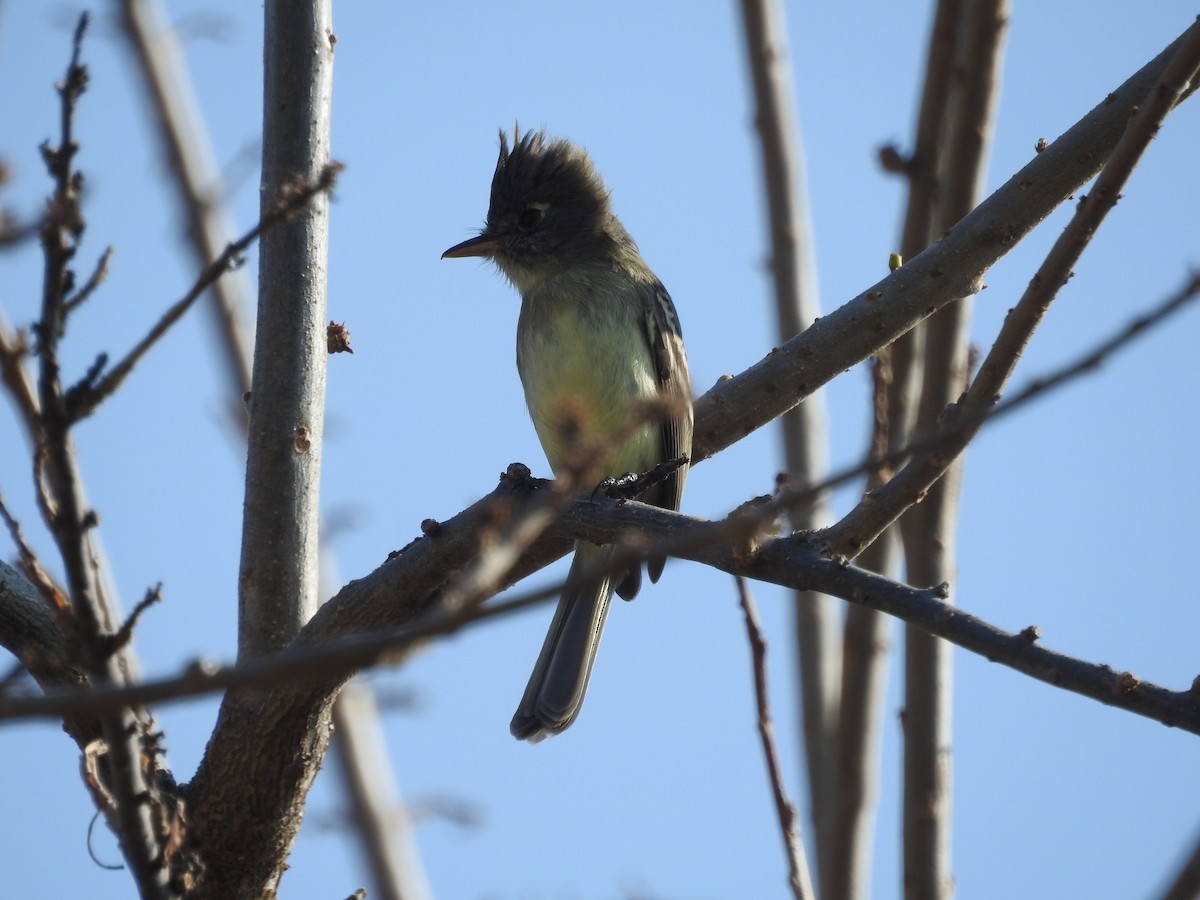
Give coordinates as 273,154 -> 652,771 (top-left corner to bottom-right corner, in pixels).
33,14 -> 174,898
66,163 -> 343,423
0,488 -> 64,606
62,246 -> 113,316
0,313 -> 41,434
782,270 -> 1200,524
735,577 -> 814,900
105,583 -> 163,656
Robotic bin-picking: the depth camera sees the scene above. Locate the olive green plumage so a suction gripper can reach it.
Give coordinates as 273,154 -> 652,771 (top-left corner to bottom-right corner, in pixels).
444,129 -> 692,740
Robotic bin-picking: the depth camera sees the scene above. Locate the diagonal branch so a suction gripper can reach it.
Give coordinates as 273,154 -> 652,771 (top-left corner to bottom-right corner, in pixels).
691,22 -> 1198,465
66,163 -> 342,423
115,0 -> 256,402
5,266 -> 1194,730
0,312 -> 41,435
820,17 -> 1200,558
770,270 -> 1200,517
4,491 -> 1199,737
45,27 -> 1190,896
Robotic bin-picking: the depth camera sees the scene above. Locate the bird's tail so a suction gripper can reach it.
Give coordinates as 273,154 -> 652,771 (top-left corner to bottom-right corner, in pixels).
510,541 -> 614,741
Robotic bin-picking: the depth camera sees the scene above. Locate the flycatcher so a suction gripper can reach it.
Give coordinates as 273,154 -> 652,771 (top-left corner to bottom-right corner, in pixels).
443,129 -> 693,741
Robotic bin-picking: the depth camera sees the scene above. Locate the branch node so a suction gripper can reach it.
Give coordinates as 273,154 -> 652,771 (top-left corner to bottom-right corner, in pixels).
1018,624 -> 1042,643
1114,671 -> 1140,696
64,351 -> 108,413
104,583 -> 163,656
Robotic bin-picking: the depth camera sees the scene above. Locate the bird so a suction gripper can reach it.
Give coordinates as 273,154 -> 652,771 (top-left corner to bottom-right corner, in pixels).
443,128 -> 692,741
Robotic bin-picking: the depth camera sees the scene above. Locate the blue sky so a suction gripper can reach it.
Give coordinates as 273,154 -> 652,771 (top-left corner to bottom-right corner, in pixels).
1,3 -> 1198,898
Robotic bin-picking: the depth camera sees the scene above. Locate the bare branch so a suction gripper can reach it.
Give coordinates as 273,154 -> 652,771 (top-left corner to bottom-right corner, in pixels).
5,267 -> 1191,732
62,245 -> 113,316
4,472 -> 1199,736
115,0 -> 256,401
899,3 -> 1009,896
0,312 -> 41,435
691,23 -> 1198,465
32,15 -> 174,895
767,269 -> 1200,536
0,487 -> 64,607
820,18 -> 1200,558
332,680 -> 433,900
1159,827 -> 1200,900
557,504 -> 1200,736
65,163 -> 343,423
187,2 -> 337,893
736,577 -> 815,900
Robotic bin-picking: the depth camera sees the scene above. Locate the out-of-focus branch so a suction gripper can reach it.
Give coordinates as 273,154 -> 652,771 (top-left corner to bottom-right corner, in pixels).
899,4 -> 1009,898
332,680 -> 433,900
1159,826 -> 1200,900
886,0 -> 963,466
737,1 -> 840,880
736,577 -> 815,900
0,577 -> 552,723
0,312 -> 40,433
838,5 -> 971,893
115,0 -> 254,402
828,350 -> 895,900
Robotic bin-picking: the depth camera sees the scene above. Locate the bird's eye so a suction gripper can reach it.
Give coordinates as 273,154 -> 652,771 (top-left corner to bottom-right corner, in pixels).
517,207 -> 544,231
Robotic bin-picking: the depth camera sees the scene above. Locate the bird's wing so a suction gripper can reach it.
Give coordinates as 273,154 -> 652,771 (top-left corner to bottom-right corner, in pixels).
643,280 -> 694,517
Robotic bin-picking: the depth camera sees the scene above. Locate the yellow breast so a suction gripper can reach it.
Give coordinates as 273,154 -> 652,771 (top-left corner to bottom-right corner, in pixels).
517,289 -> 660,483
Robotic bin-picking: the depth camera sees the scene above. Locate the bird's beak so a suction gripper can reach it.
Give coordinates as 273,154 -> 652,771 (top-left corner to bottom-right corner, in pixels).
442,232 -> 500,259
